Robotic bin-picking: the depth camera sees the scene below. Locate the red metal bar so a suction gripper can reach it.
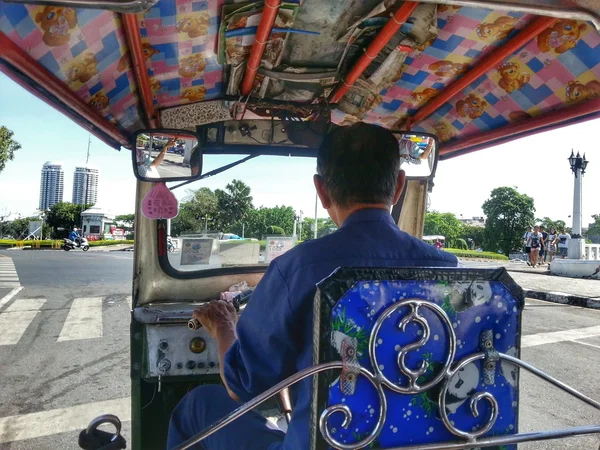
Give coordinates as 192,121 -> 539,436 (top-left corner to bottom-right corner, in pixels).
440,97 -> 600,159
240,0 -> 281,96
0,32 -> 129,149
405,16 -> 558,129
122,14 -> 158,128
329,1 -> 419,104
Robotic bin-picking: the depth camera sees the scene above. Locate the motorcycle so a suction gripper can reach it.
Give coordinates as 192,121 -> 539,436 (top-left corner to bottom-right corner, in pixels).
63,237 -> 90,251
167,237 -> 176,252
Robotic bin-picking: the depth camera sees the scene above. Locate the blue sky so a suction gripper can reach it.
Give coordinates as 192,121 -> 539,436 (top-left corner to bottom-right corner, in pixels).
0,72 -> 598,227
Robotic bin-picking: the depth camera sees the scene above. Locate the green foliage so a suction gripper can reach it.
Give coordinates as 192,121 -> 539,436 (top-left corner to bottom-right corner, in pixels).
216,179 -> 253,226
266,225 -> 285,235
537,217 -> 567,233
460,224 -> 485,250
424,211 -> 463,247
235,205 -> 295,239
45,202 -> 92,238
299,217 -> 337,241
0,216 -> 40,239
586,214 -> 600,237
115,214 -> 135,228
444,248 -> 509,260
0,126 -> 21,174
455,238 -> 468,250
482,187 -> 535,256
171,187 -> 219,236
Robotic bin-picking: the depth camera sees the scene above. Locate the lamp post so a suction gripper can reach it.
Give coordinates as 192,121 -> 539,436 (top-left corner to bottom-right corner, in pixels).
567,150 -> 588,259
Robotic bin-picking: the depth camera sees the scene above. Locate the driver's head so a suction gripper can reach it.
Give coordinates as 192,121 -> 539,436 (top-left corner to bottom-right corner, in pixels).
315,122 -> 405,224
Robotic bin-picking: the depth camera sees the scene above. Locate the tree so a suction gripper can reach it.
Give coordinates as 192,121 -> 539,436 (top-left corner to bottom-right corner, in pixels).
299,217 -> 337,241
460,224 -> 485,250
235,206 -> 295,239
115,214 -> 135,229
424,212 -> 463,247
537,217 -> 567,233
586,214 -> 600,238
216,179 -> 253,226
0,126 -> 21,174
171,188 -> 219,236
45,202 -> 90,237
482,187 -> 535,256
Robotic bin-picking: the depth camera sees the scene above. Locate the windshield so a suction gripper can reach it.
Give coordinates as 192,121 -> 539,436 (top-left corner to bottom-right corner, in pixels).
166,155 -> 337,272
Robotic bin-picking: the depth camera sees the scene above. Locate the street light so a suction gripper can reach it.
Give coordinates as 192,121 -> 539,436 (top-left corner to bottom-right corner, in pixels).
568,150 -> 588,177
567,150 -> 589,251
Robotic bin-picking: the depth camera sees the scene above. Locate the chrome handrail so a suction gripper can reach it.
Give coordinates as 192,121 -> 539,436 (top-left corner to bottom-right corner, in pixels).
2,0 -> 158,14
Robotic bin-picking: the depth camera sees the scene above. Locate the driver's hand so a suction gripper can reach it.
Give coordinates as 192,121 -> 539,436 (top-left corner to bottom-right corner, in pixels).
192,300 -> 237,338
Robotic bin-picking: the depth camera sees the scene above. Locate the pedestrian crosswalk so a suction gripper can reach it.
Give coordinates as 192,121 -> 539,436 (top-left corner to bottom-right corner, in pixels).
0,257 -> 20,288
0,295 -> 131,347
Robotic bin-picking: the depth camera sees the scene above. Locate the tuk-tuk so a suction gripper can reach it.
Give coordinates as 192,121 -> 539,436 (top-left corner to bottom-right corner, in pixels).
1,0 -> 599,449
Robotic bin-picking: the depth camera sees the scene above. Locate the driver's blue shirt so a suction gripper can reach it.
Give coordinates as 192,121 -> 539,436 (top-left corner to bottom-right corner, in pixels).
69,231 -> 79,241
223,208 -> 458,450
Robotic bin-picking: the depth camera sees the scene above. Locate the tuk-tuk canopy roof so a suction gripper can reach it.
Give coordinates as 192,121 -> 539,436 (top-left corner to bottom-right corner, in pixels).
0,0 -> 598,158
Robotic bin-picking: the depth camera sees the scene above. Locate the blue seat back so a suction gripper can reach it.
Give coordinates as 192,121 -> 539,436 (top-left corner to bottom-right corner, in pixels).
310,267 -> 524,449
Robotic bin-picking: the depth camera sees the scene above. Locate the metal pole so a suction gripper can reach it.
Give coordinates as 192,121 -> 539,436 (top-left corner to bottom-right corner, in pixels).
572,167 -> 582,237
242,223 -> 245,238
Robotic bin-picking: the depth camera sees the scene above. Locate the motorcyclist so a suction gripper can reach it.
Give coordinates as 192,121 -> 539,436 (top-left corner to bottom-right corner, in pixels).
69,228 -> 81,247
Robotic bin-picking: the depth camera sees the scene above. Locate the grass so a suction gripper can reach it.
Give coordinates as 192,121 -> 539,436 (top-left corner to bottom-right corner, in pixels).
444,248 -> 509,260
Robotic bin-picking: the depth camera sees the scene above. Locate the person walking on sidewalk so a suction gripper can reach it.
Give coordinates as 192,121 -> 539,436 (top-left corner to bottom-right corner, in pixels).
546,227 -> 558,262
557,229 -> 571,259
538,225 -> 548,265
523,226 -> 532,264
528,225 -> 542,268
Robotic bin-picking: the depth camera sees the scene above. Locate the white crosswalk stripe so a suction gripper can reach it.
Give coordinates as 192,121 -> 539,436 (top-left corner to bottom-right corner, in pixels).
0,298 -> 46,346
57,297 -> 103,342
0,295 -> 130,346
0,258 -> 20,288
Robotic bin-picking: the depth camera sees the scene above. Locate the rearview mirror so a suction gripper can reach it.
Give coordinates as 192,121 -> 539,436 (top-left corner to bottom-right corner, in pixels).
393,132 -> 438,179
132,130 -> 202,182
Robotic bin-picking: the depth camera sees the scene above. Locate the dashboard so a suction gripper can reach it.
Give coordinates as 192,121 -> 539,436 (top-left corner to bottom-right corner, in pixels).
134,304 -> 225,378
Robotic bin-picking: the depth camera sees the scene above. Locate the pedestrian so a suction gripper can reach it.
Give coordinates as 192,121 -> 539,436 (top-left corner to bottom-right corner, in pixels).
557,228 -> 571,259
434,239 -> 443,249
546,227 -> 558,262
523,226 -> 532,265
538,225 -> 548,265
528,225 -> 542,268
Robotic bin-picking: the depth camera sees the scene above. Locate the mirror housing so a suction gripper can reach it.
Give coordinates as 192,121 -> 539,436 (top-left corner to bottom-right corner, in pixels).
392,131 -> 439,180
132,129 -> 202,183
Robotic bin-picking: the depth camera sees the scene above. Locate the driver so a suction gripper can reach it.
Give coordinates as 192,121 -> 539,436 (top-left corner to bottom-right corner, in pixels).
69,227 -> 81,246
167,122 -> 458,450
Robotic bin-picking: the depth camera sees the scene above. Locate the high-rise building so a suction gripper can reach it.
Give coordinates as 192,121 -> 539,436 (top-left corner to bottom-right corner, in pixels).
72,166 -> 99,205
39,162 -> 64,210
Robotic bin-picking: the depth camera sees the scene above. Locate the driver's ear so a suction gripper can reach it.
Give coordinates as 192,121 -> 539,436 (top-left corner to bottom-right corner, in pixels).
392,170 -> 406,205
314,174 -> 332,209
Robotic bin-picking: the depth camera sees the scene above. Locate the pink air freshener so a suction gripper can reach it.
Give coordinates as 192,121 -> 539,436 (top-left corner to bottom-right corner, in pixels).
142,183 -> 178,219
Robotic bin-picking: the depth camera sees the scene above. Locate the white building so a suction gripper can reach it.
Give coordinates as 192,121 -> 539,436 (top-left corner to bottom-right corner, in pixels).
81,206 -> 114,240
39,162 -> 64,210
72,166 -> 99,205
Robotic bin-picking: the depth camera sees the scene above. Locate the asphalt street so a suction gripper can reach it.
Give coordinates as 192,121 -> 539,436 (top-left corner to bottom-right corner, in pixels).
0,251 -> 599,449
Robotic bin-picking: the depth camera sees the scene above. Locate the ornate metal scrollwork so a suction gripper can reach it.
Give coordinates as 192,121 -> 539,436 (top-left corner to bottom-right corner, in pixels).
319,366 -> 387,450
369,299 -> 457,394
439,353 -> 499,439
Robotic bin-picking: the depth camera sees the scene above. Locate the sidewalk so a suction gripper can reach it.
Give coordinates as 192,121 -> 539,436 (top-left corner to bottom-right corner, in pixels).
507,270 -> 600,309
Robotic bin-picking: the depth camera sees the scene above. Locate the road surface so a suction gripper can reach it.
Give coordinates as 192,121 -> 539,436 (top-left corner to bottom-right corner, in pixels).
0,251 -> 599,449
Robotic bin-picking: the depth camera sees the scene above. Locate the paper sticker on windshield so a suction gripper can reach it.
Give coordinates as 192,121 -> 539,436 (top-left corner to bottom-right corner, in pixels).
181,238 -> 214,265
266,236 -> 295,262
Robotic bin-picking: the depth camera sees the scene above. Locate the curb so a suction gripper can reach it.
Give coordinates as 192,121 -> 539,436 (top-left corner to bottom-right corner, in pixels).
524,289 -> 600,310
